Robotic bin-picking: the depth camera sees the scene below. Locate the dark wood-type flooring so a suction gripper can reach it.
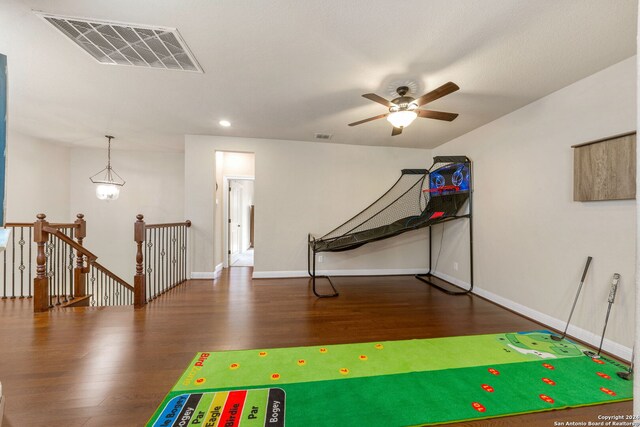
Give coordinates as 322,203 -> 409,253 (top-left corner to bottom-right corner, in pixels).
0,268 -> 631,426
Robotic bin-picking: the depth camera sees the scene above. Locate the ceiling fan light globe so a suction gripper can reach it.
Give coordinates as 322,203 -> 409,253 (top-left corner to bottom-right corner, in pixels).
387,110 -> 418,128
96,183 -> 120,201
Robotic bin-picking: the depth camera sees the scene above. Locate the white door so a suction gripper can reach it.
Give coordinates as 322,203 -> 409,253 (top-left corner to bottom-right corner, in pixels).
229,180 -> 243,265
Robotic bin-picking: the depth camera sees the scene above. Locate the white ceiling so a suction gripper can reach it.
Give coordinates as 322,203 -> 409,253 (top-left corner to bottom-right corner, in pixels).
0,0 -> 637,151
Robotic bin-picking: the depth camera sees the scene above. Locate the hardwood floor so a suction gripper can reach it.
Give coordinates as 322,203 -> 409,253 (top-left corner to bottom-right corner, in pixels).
0,268 -> 631,426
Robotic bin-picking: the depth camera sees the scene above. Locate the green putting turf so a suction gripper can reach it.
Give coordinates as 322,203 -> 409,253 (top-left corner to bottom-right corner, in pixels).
147,331 -> 632,427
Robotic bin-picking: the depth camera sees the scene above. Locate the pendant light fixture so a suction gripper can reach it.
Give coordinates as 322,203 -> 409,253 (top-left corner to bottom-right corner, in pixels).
90,135 -> 125,200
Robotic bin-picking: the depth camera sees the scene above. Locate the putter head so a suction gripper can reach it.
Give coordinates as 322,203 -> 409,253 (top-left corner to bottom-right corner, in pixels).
550,335 -> 563,341
617,370 -> 633,381
583,350 -> 600,359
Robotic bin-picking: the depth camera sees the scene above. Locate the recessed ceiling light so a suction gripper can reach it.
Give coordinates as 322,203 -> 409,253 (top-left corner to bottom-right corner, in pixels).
219,120 -> 231,127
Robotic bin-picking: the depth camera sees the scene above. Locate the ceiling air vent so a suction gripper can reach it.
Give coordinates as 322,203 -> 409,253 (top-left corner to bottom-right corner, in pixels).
314,133 -> 333,140
35,12 -> 203,73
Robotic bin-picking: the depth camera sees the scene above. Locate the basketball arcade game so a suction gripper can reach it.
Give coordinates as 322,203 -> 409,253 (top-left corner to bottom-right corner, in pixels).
308,156 -> 473,297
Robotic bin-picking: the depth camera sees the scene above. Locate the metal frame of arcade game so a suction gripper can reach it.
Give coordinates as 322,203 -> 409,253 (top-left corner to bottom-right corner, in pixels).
415,156 -> 473,295
307,237 -> 340,298
308,156 -> 473,298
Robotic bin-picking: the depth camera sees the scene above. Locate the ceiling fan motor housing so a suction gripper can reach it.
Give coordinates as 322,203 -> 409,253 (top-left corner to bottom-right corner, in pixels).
390,96 -> 418,112
391,86 -> 417,111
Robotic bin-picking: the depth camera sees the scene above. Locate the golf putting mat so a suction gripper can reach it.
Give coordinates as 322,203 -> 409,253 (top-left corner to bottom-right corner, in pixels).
147,331 -> 632,426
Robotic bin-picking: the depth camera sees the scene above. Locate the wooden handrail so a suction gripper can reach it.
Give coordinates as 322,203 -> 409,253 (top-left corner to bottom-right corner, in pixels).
145,220 -> 191,229
91,261 -> 134,292
43,226 -> 98,261
6,222 -> 79,229
50,223 -> 80,229
46,225 -> 134,292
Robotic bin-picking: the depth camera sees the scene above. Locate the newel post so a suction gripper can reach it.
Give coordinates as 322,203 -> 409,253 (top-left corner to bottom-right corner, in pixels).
33,213 -> 50,312
134,214 -> 146,308
73,213 -> 87,299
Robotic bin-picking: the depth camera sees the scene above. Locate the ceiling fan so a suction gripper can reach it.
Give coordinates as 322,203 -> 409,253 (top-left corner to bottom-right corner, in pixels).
348,81 -> 460,136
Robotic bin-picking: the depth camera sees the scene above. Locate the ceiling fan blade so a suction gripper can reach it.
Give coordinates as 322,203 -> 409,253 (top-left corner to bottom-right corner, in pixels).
391,126 -> 403,136
417,110 -> 459,121
415,82 -> 460,106
348,113 -> 388,127
362,93 -> 393,107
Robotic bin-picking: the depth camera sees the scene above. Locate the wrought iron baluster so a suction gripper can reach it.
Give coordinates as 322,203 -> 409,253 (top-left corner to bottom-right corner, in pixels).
18,227 -> 25,298
97,271 -> 101,305
107,274 -> 111,306
168,226 -> 172,288
56,236 -> 61,305
170,226 -> 174,288
185,224 -> 189,281
62,230 -> 68,303
180,226 -> 184,283
184,224 -> 188,282
99,272 -> 104,306
47,236 -> 54,308
159,228 -> 164,294
106,275 -> 111,306
173,226 -> 178,286
68,228 -> 75,300
2,228 -> 6,299
178,225 -> 181,283
154,228 -> 158,299
90,265 -> 96,306
179,225 -> 183,283
145,228 -> 153,302
28,227 -> 32,298
11,226 -> 15,298
45,237 -> 54,306
175,226 -> 179,284
163,227 -> 167,293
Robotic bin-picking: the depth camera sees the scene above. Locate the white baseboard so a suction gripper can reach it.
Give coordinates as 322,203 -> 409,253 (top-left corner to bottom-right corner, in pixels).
252,268 -> 428,280
214,263 -> 223,278
431,270 -> 632,361
190,271 -> 216,279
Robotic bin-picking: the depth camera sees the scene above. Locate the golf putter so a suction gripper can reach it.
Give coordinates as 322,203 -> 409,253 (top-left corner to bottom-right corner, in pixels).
552,256 -> 592,341
584,273 -> 620,358
617,347 -> 634,380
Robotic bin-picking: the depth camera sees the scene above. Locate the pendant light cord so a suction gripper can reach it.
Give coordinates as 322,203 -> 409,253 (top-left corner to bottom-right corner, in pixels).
105,135 -> 114,182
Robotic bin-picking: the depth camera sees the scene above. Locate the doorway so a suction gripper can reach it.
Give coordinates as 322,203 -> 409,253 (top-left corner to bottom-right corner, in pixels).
217,151 -> 255,271
228,178 -> 255,267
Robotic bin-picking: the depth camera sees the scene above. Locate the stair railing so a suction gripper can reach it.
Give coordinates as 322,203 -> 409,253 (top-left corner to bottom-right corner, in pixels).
34,213 -> 109,312
135,214 -> 191,303
2,219 -> 79,302
2,213 -> 191,312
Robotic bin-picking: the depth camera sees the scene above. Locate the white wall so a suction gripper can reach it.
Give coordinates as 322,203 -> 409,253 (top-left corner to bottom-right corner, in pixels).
5,131 -> 70,222
185,136 -> 432,276
69,147 -> 185,280
432,57 -> 636,355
